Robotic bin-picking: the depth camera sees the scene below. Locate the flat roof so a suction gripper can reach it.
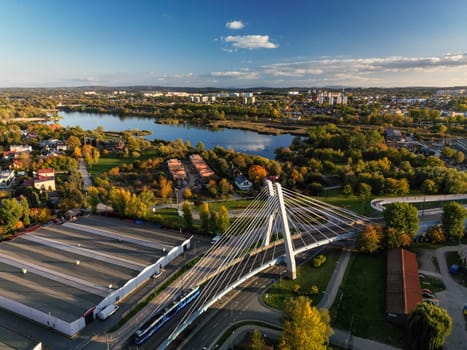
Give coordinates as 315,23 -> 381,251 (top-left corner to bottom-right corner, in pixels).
0,326 -> 41,350
0,217 -> 186,324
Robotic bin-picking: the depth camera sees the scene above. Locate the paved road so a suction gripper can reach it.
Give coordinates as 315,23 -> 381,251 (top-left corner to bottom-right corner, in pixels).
79,158 -> 93,190
177,245 -> 401,350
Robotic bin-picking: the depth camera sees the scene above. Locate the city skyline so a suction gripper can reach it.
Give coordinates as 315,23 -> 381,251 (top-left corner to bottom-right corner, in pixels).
1,0 -> 467,88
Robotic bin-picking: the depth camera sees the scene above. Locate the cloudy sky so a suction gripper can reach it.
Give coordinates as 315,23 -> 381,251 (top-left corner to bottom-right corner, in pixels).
1,0 -> 467,88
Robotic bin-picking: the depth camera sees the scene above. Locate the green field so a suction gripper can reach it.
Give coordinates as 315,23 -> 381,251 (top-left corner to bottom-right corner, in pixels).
331,253 -> 404,347
263,249 -> 341,309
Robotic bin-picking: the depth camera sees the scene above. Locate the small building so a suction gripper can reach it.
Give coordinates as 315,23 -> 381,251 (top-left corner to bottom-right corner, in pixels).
386,248 -> 422,325
235,175 -> 253,191
385,128 -> 403,143
34,168 -> 56,192
0,169 -> 15,189
189,154 -> 215,180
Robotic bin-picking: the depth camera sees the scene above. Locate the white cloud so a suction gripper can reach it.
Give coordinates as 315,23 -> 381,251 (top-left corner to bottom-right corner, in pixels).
211,70 -> 258,80
223,35 -> 278,49
226,20 -> 244,30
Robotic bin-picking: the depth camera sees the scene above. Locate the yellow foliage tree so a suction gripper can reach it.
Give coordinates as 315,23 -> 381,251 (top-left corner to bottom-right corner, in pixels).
279,296 -> 333,350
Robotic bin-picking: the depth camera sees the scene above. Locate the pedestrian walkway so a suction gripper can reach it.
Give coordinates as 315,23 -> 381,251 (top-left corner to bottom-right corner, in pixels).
78,158 -> 93,190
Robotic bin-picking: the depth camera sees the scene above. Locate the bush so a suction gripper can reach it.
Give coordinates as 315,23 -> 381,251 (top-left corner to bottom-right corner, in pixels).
312,254 -> 327,268
425,225 -> 446,244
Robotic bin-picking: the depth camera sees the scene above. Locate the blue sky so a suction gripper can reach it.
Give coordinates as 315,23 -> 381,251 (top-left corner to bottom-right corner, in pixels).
1,0 -> 467,87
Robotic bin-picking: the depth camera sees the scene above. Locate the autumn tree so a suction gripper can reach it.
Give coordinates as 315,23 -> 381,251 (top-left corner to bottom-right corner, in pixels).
425,225 -> 446,244
250,328 -> 265,350
109,188 -> 131,217
248,164 -> 267,184
408,303 -> 452,350
385,227 -> 412,248
217,205 -> 230,233
279,296 -> 333,350
199,202 -> 210,234
441,201 -> 467,240
384,202 -> 419,238
158,176 -> 173,201
87,186 -> 100,214
357,224 -> 383,253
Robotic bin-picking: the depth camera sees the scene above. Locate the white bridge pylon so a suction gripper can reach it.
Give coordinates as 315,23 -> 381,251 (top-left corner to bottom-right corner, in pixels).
156,180 -> 371,349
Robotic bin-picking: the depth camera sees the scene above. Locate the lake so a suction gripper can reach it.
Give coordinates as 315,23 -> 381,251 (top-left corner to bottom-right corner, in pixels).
58,112 -> 295,159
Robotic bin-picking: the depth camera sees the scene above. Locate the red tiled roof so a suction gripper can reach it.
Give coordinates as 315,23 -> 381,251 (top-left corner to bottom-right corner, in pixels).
386,248 -> 422,315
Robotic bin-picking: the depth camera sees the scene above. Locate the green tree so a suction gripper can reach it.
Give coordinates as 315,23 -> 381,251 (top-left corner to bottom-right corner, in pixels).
408,303 -> 452,350
250,328 -> 265,350
357,224 -> 383,253
358,182 -> 372,213
109,188 -> 131,217
384,202 -> 419,238
0,198 -> 23,234
441,201 -> 467,239
20,197 -> 31,227
279,296 -> 333,350
182,200 -> 193,231
199,202 -> 210,234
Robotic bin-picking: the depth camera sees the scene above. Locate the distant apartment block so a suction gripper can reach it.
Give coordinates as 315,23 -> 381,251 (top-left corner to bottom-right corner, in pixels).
189,154 -> 215,180
316,91 -> 348,105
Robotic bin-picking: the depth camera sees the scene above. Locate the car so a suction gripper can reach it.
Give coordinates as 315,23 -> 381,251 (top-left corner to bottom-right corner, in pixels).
422,291 -> 435,299
422,288 -> 434,295
463,303 -> 467,316
423,298 -> 440,306
210,235 -> 221,245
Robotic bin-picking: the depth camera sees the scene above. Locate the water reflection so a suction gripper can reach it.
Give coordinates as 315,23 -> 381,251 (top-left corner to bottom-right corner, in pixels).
58,112 -> 294,159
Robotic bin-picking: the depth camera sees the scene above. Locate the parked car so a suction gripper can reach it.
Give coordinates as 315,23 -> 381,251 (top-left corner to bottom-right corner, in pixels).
463,303 -> 467,316
422,288 -> 434,295
422,291 -> 435,299
423,298 -> 440,306
210,235 -> 221,245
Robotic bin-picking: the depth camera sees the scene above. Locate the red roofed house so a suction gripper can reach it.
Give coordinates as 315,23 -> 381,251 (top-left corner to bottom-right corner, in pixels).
386,248 -> 422,325
34,168 -> 56,192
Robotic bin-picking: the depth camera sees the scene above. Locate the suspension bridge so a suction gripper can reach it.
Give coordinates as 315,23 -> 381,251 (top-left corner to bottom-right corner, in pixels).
133,180 -> 371,349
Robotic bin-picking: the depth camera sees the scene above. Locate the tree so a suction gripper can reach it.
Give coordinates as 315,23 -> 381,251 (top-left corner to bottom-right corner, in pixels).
384,202 -> 419,238
109,188 -> 131,217
441,201 -> 467,239
385,227 -> 412,248
87,186 -> 100,214
357,224 -> 383,253
248,164 -> 267,184
199,202 -> 210,234
358,182 -> 372,213
425,225 -> 445,244
181,200 -> 193,231
217,205 -> 230,233
249,328 -> 265,350
279,296 -> 333,350
0,198 -> 23,234
408,302 -> 452,350
421,179 -> 438,194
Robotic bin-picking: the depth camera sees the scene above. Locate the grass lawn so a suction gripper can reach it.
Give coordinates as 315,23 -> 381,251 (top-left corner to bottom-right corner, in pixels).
263,248 -> 341,309
90,150 -> 160,176
331,252 -> 404,347
320,189 -> 378,216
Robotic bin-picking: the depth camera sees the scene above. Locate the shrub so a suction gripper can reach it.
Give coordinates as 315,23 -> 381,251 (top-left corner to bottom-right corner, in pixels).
312,254 -> 327,268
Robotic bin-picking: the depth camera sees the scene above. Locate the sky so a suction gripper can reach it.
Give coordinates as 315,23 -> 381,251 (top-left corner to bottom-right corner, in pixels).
1,0 -> 467,88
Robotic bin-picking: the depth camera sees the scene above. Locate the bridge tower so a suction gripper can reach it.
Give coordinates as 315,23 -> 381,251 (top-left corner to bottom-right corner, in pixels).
263,180 -> 297,280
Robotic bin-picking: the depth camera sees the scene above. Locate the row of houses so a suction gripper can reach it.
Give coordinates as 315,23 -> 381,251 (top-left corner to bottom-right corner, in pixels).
189,154 -> 215,180
0,168 -> 56,192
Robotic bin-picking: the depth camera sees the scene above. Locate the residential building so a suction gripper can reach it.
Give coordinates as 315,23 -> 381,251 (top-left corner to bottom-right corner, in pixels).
34,168 -> 56,192
189,154 -> 215,180
234,175 -> 252,191
0,169 -> 15,189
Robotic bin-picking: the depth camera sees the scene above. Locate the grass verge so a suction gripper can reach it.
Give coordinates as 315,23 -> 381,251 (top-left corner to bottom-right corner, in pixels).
263,249 -> 341,309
